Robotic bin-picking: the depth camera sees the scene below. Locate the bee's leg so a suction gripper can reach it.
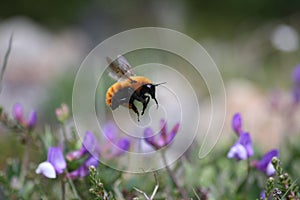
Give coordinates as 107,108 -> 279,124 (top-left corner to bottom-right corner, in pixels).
152,97 -> 159,109
129,100 -> 140,122
141,96 -> 150,115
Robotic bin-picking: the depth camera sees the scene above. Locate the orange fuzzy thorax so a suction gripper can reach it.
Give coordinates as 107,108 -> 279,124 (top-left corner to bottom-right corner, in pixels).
105,76 -> 152,106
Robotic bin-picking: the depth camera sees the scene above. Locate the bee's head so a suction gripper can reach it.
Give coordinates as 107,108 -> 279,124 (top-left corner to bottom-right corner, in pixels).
142,82 -> 166,105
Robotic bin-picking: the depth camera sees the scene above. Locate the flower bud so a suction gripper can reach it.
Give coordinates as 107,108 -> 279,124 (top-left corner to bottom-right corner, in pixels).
232,113 -> 242,135
27,111 -> 37,129
55,103 -> 69,123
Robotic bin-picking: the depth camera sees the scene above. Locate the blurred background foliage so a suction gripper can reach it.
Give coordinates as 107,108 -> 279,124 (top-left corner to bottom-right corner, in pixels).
1,0 -> 300,35
1,0 -> 300,113
1,0 -> 300,199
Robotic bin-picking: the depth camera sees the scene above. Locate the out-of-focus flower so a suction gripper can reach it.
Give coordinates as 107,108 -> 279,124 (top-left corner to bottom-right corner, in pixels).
271,24 -> 299,52
66,131 -> 99,161
227,132 -> 254,161
260,190 -> 266,199
55,103 -> 69,123
101,122 -> 131,158
292,65 -> 300,103
67,131 -> 101,179
254,149 -> 279,176
27,111 -> 37,129
69,155 -> 99,179
67,125 -> 131,179
144,119 -> 179,150
13,103 -> 23,122
12,103 -> 37,129
36,147 -> 66,179
232,113 -> 242,135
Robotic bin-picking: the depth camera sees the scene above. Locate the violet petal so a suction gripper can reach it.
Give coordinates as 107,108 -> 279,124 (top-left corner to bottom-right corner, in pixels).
13,103 -> 23,122
144,127 -> 159,149
27,111 -> 37,129
47,147 -> 66,174
82,131 -> 99,154
292,65 -> 300,84
238,132 -> 254,157
232,113 -> 242,134
166,123 -> 179,144
257,149 -> 279,175
103,122 -> 118,142
117,138 -> 130,151
227,143 -> 248,160
69,155 -> 99,179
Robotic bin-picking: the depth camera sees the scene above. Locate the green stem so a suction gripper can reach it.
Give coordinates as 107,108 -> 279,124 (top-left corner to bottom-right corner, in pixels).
64,169 -> 81,200
20,136 -> 30,186
244,159 -> 251,194
246,158 -> 250,181
61,122 -> 68,143
61,179 -> 66,200
161,152 -> 188,200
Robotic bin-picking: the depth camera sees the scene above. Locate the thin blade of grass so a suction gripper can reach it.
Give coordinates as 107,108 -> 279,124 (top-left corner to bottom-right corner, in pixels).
0,33 -> 13,91
280,177 -> 299,200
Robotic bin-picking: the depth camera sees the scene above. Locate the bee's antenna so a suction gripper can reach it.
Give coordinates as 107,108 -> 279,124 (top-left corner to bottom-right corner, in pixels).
153,82 -> 167,87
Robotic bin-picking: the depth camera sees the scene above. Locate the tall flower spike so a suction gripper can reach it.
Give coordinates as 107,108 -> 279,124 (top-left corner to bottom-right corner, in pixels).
232,113 -> 242,135
227,132 -> 254,161
255,149 -> 279,176
144,119 -> 180,150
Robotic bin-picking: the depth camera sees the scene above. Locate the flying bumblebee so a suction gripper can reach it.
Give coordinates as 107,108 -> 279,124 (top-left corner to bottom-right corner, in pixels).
105,55 -> 164,121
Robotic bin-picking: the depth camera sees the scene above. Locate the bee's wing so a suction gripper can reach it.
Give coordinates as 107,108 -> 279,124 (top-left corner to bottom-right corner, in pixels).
106,55 -> 135,81
116,55 -> 135,76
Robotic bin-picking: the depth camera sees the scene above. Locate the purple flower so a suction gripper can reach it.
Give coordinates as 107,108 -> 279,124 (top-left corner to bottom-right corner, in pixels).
144,119 -> 179,150
66,131 -> 99,161
13,103 -> 23,122
69,155 -> 99,179
27,111 -> 37,129
12,103 -> 37,129
103,122 -> 119,141
232,113 -> 242,135
255,149 -> 279,176
36,147 -> 66,179
101,122 -> 131,158
116,138 -> 130,155
260,190 -> 266,199
67,131 -> 100,179
292,64 -> 300,84
67,126 -> 130,179
227,132 -> 254,160
292,65 -> 300,103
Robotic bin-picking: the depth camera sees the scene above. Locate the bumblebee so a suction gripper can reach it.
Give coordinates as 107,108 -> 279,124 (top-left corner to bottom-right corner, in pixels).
105,55 -> 164,121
